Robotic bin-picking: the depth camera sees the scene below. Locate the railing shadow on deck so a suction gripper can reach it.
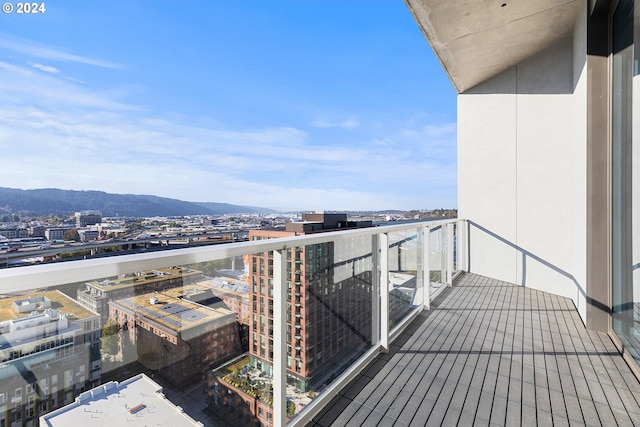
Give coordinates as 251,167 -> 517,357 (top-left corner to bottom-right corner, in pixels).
466,220 -> 612,318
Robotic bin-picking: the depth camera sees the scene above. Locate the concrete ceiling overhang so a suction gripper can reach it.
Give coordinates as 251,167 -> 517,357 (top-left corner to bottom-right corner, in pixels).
405,0 -> 583,93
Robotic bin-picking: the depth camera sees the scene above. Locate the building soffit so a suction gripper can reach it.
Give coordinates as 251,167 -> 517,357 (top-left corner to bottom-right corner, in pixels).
405,0 -> 583,93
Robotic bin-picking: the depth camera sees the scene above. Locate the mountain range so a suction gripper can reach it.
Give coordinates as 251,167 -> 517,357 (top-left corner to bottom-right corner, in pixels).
0,187 -> 278,217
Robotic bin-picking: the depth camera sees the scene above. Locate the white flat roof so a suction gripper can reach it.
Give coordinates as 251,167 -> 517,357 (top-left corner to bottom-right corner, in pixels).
39,373 -> 203,427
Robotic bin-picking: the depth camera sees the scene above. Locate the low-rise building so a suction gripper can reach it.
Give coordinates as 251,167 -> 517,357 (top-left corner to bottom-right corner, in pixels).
45,228 -> 71,242
108,287 -> 242,389
39,373 -> 203,426
0,291 -> 101,427
28,226 -> 45,238
77,229 -> 99,242
76,266 -> 203,320
0,227 -> 29,239
207,276 -> 250,327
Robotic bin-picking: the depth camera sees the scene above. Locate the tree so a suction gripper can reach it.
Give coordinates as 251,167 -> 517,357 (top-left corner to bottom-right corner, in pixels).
287,400 -> 296,417
63,229 -> 80,241
101,319 -> 120,356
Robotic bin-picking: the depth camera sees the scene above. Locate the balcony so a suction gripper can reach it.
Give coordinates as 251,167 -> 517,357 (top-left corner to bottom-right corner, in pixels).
308,273 -> 640,426
1,218 -> 638,426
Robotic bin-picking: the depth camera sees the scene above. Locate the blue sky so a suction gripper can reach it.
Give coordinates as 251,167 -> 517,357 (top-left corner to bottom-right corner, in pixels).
0,1 -> 457,211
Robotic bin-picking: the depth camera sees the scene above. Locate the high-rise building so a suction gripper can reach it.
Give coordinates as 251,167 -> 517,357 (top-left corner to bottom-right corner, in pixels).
208,213 -> 376,425
247,213 -> 374,391
74,211 -> 102,228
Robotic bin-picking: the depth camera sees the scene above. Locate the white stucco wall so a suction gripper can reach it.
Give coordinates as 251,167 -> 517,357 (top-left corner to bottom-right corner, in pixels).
458,9 -> 589,320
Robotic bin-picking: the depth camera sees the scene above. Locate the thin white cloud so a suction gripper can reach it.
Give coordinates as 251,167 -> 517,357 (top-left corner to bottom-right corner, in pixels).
423,123 -> 456,138
0,101 -> 457,210
30,62 -> 60,74
0,35 -> 121,69
311,117 -> 360,129
0,61 -> 137,111
0,60 -> 33,76
0,41 -> 456,210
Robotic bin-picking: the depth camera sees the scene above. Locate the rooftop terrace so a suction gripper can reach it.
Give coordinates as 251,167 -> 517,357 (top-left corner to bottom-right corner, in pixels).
86,266 -> 200,292
309,274 -> 640,426
111,290 -> 234,333
0,290 -> 96,321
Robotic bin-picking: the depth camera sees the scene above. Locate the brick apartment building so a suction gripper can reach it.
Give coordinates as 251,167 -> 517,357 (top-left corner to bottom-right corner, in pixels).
209,213 -> 376,426
109,287 -> 243,389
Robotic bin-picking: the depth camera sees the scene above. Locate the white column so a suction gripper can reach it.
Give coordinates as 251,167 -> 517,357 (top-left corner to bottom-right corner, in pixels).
458,220 -> 466,272
446,223 -> 454,286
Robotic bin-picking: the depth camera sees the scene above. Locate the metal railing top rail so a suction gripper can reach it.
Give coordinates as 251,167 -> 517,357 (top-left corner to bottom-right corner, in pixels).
0,217 -> 462,302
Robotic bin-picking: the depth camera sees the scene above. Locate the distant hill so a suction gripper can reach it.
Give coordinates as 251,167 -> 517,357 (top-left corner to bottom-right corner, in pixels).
195,202 -> 275,215
0,187 -> 277,217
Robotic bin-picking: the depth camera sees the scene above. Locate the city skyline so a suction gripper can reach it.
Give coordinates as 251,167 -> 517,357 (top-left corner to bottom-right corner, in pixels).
0,1 -> 457,211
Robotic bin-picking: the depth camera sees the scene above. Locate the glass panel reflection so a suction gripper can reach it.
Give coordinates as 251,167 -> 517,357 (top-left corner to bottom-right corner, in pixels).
387,229 -> 422,330
0,257 -> 262,426
0,218 -> 454,425
429,226 -> 447,294
285,236 -> 374,421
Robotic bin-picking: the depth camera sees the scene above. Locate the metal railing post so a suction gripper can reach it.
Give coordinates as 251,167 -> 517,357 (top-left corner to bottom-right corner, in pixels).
422,225 -> 430,310
371,234 -> 381,348
466,219 -> 470,272
273,247 -> 288,426
379,232 -> 389,352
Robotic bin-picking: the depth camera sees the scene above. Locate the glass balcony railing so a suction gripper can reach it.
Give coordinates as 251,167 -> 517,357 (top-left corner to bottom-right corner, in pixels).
0,218 -> 464,427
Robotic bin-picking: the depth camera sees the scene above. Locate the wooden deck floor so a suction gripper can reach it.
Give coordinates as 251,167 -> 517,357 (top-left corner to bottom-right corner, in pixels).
308,274 -> 640,426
